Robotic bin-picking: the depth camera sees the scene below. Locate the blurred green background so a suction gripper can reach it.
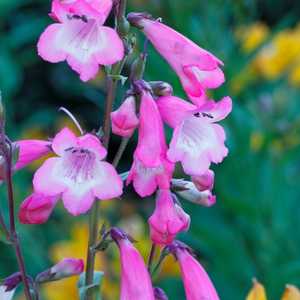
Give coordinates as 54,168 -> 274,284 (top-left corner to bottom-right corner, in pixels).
1,0 -> 300,299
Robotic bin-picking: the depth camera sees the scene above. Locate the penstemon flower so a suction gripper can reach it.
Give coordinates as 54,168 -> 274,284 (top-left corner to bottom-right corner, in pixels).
168,241 -> 220,300
127,13 -> 224,105
157,95 -> 232,176
126,86 -> 174,197
111,96 -> 140,137
32,127 -> 123,216
111,228 -> 155,300
37,0 -> 124,81
148,189 -> 190,245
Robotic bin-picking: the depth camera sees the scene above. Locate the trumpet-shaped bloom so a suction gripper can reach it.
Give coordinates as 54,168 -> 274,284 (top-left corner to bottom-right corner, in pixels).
127,13 -> 224,105
110,228 -> 155,300
127,90 -> 174,197
38,0 -> 124,81
19,193 -> 59,224
111,96 -> 139,137
149,190 -> 190,245
157,95 -> 232,176
33,127 -> 123,216
169,241 -> 220,300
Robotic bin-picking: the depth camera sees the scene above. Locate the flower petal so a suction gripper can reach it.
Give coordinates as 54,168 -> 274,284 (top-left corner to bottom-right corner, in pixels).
92,161 -> 123,200
52,127 -> 78,156
78,134 -> 107,159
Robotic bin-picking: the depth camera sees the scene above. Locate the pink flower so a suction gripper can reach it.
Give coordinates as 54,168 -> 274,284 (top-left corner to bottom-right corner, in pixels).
148,190 -> 190,245
157,95 -> 232,176
171,178 -> 216,207
126,88 -> 174,197
111,96 -> 139,137
33,127 -> 123,216
36,258 -> 84,283
110,228 -> 155,300
19,193 -> 59,224
169,241 -> 220,300
38,0 -> 124,81
192,169 -> 215,192
127,13 -> 224,105
14,140 -> 52,170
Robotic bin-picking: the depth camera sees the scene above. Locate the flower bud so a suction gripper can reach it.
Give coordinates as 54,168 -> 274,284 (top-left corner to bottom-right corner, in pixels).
127,12 -> 154,29
171,179 -> 216,207
36,258 -> 84,283
148,190 -> 190,245
149,81 -> 173,97
154,287 -> 168,300
19,193 -> 59,224
192,169 -> 214,192
111,96 -> 139,137
1,272 -> 22,292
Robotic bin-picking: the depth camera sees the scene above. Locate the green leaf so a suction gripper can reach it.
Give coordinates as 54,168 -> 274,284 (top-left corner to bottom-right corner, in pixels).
78,271 -> 104,300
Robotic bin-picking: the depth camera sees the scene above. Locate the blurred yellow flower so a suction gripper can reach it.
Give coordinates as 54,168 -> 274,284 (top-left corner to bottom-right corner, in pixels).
246,280 -> 300,300
254,28 -> 300,79
236,22 -> 269,53
246,279 -> 267,300
250,132 -> 264,152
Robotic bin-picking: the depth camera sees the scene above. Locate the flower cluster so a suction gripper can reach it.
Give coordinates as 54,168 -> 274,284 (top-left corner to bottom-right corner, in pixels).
3,1 -> 232,299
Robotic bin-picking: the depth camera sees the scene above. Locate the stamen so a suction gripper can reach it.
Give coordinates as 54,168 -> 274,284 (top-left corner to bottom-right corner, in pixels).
59,107 -> 84,135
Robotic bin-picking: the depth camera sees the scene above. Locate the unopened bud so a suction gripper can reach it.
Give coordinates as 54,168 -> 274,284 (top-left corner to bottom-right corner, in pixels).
127,12 -> 154,29
191,169 -> 214,192
117,16 -> 130,37
36,258 -> 84,283
171,179 -> 216,207
149,81 -> 173,97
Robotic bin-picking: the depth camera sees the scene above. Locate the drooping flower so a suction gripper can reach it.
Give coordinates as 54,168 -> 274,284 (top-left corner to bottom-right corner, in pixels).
168,241 -> 220,300
110,227 -> 155,300
148,190 -> 190,245
32,127 -> 123,216
126,87 -> 174,197
111,96 -> 139,137
36,258 -> 84,283
127,13 -> 224,105
38,0 -> 124,81
19,193 -> 59,224
157,95 -> 232,176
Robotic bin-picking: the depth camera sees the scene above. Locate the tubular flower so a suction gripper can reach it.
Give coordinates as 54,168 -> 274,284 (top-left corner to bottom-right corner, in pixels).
127,13 -> 224,105
127,89 -> 174,197
168,241 -> 220,300
157,95 -> 232,176
110,228 -> 155,300
32,127 -> 123,216
38,0 -> 124,81
111,96 -> 139,137
148,190 -> 190,245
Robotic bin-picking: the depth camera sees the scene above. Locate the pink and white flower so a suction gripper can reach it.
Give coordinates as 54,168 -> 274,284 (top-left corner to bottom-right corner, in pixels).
110,228 -> 155,300
148,190 -> 190,245
111,96 -> 139,137
38,0 -> 124,81
169,241 -> 220,300
157,95 -> 232,176
32,127 -> 123,216
126,89 -> 174,197
127,13 -> 224,105
0,286 -> 15,300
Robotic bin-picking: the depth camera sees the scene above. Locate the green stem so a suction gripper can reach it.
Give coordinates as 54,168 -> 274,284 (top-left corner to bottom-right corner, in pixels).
112,137 -> 129,167
147,243 -> 156,273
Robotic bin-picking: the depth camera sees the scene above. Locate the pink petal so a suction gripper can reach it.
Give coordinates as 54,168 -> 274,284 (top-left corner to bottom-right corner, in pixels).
92,161 -> 123,200
78,134 -> 107,159
33,157 -> 67,196
156,96 -> 196,128
62,187 -> 95,216
51,127 -> 78,156
14,140 -> 52,170
19,193 -> 59,224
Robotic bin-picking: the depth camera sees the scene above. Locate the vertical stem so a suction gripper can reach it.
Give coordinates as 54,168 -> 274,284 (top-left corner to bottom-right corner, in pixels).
147,244 -> 157,272
112,137 -> 129,167
0,209 -> 10,240
4,143 -> 32,300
